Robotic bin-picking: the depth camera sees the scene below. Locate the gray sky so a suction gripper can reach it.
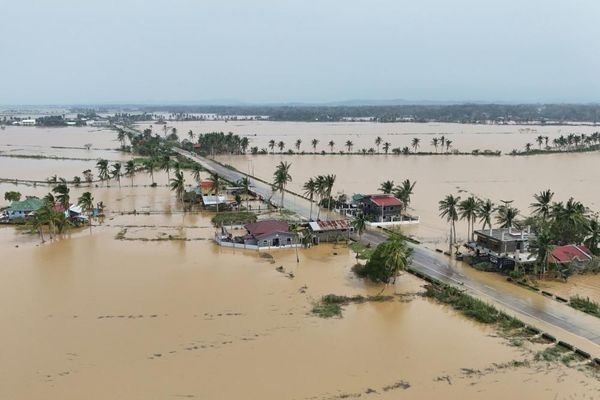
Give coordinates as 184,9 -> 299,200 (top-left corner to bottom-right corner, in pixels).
1,0 -> 599,105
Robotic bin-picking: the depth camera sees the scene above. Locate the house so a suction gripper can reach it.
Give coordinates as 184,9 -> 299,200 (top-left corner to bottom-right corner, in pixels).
199,180 -> 215,195
469,227 -> 534,268
243,220 -> 297,247
308,219 -> 353,244
21,119 -> 36,126
359,194 -> 403,222
549,245 -> 593,265
86,119 -> 110,127
1,197 -> 44,221
201,195 -> 226,207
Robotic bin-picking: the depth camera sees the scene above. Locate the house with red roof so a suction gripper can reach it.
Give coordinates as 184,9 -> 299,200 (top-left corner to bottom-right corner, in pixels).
216,219 -> 300,249
549,245 -> 593,265
359,194 -> 403,223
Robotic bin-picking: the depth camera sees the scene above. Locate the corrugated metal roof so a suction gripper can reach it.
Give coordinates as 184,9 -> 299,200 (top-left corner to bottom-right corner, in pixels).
309,219 -> 350,232
245,220 -> 289,239
8,197 -> 44,212
550,245 -> 593,264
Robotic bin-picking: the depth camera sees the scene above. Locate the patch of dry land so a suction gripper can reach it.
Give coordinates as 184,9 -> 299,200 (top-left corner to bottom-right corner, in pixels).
1,125 -> 600,399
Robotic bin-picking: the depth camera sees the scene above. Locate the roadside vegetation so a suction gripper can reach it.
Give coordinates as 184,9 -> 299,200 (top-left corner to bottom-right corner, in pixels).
311,294 -> 393,318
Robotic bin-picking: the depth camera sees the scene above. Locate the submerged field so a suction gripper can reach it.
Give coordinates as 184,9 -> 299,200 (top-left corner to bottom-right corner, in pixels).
1,124 -> 600,399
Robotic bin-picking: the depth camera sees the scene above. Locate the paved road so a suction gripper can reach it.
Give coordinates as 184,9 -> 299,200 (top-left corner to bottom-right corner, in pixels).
174,147 -> 600,354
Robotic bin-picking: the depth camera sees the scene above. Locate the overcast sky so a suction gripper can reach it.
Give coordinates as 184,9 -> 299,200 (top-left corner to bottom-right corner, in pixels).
1,0 -> 599,105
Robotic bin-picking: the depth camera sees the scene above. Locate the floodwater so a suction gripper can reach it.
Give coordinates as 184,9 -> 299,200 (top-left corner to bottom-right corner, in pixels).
1,126 -> 600,398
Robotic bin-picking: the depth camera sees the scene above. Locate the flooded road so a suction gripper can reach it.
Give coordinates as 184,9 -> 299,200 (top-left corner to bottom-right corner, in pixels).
1,125 -> 600,398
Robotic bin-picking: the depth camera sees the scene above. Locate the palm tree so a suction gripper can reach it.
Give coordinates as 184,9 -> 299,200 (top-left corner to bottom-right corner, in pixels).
458,196 -> 478,241
160,155 -> 171,184
277,141 -> 285,153
238,177 -> 251,210
445,140 -> 453,152
375,136 -> 382,153
311,139 -> 319,152
328,140 -> 335,153
96,159 -> 109,185
78,192 -> 94,232
439,194 -> 461,252
352,212 -> 367,238
528,226 -> 553,275
380,234 -> 413,284
191,163 -> 202,183
268,139 -> 276,154
584,217 -> 600,255
52,183 -> 70,210
394,179 -> 416,212
530,189 -> 554,220
315,175 -> 326,219
379,180 -> 395,194
477,199 -> 495,230
295,139 -> 302,152
411,138 -> 420,152
208,172 -> 224,213
324,174 -> 336,211
383,142 -> 390,154
111,162 -> 122,188
496,202 -> 519,229
170,170 -> 186,208
273,161 -> 292,210
188,130 -> 195,141
144,158 -> 157,185
525,143 -> 533,153
125,160 -> 136,186
117,129 -> 127,147
345,140 -> 353,152
303,177 -> 317,220
431,137 -> 439,152
536,135 -> 544,149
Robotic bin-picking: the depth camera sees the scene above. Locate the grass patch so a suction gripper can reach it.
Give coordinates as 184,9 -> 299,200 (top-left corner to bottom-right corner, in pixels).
569,295 -> 600,318
311,293 -> 393,318
535,345 -> 570,362
424,283 -> 524,330
349,241 -> 374,260
211,211 -> 257,226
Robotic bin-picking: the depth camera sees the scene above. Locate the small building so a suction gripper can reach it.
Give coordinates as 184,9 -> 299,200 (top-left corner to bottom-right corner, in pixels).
199,180 -> 214,195
359,194 -> 403,222
201,194 -> 226,207
243,220 -> 296,247
2,197 -> 44,221
21,119 -> 36,126
308,219 -> 352,244
469,227 -> 534,268
550,245 -> 593,265
86,119 -> 110,127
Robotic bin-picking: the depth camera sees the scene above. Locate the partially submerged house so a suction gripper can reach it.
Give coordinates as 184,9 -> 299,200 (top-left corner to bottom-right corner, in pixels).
468,227 -> 534,268
549,245 -> 593,265
359,194 -> 403,223
215,220 -> 300,250
1,197 -> 44,222
308,219 -> 352,244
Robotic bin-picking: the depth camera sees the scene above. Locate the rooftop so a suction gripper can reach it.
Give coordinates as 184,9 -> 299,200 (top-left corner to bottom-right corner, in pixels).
474,228 -> 532,242
245,220 -> 289,239
367,194 -> 402,207
308,219 -> 350,232
8,197 -> 44,212
550,245 -> 593,264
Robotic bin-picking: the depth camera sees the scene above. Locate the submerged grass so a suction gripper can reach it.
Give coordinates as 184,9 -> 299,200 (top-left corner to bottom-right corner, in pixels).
569,296 -> 600,318
311,294 -> 393,318
349,241 -> 374,260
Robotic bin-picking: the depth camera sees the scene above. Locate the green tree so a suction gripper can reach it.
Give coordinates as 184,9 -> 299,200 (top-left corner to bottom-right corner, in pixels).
96,159 -> 109,185
303,177 -> 317,220
311,138 -> 319,152
111,162 -> 122,188
237,177 -> 251,210
477,198 -> 495,230
345,140 -> 353,152
411,137 -> 420,152
4,191 -> 21,202
439,194 -> 461,252
352,212 -> 367,238
52,183 -> 70,210
324,174 -> 336,211
144,158 -> 157,185
208,171 -> 224,213
375,136 -> 382,153
458,196 -> 478,241
379,180 -> 395,194
528,226 -> 553,276
295,139 -> 302,152
361,235 -> 412,284
277,141 -> 285,153
394,179 -> 416,212
77,191 -> 94,232
328,140 -> 335,153
383,142 -> 391,154
496,202 -> 520,229
125,160 -> 136,186
191,163 -> 202,183
531,189 -> 554,220
584,217 -> 600,255
170,170 -> 186,209
273,161 -> 292,210
268,139 -> 276,154
160,155 -> 172,184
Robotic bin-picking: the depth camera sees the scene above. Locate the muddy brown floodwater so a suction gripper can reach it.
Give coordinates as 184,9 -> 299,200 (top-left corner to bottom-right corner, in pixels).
1,126 -> 600,399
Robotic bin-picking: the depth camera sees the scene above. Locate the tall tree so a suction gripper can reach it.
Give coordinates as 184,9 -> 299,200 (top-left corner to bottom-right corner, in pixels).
328,140 -> 335,153
144,158 -> 157,185
125,160 -> 136,186
352,212 -> 367,238
375,136 -> 382,153
311,139 -> 319,152
170,170 -> 186,209
379,180 -> 395,194
303,177 -> 317,220
237,177 -> 251,210
496,202 -> 520,229
295,139 -> 302,152
52,183 -> 70,210
439,194 -> 461,252
530,189 -> 554,220
111,162 -> 122,188
77,191 -> 94,232
345,140 -> 353,152
208,172 -> 224,213
96,159 -> 109,185
411,138 -> 420,152
273,161 -> 292,210
458,196 -> 478,241
477,199 -> 495,230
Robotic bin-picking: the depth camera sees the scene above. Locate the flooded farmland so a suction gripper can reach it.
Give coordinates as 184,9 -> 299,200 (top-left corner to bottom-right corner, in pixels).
1,125 -> 600,399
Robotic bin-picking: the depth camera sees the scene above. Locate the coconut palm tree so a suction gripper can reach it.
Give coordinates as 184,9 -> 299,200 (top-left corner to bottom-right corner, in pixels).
295,139 -> 302,152
237,177 -> 251,210
528,226 -> 553,275
411,138 -> 420,152
117,129 -> 127,147
268,139 -> 276,154
96,159 -> 109,185
394,179 -> 416,212
525,143 -> 533,153
458,196 -> 478,241
188,130 -> 195,141
477,199 -> 495,230
208,171 -> 224,213
160,155 -> 171,184
439,194 -> 461,252
352,212 -> 367,238
383,234 -> 413,284
530,189 -> 554,220
445,140 -> 453,152
303,177 -> 317,220
78,191 -> 94,232
324,174 -> 336,211
125,160 -> 136,186
379,180 -> 395,194
111,162 -> 122,188
52,183 -> 70,210
585,217 -> 600,255
315,175 -> 326,219
345,140 -> 353,152
191,164 -> 202,183
144,158 -> 157,185
273,161 -> 292,210
375,136 -> 382,153
431,137 -> 439,152
311,139 -> 319,152
383,142 -> 391,154
496,202 -> 519,228
277,141 -> 285,153
328,140 -> 335,153
170,170 -> 186,208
